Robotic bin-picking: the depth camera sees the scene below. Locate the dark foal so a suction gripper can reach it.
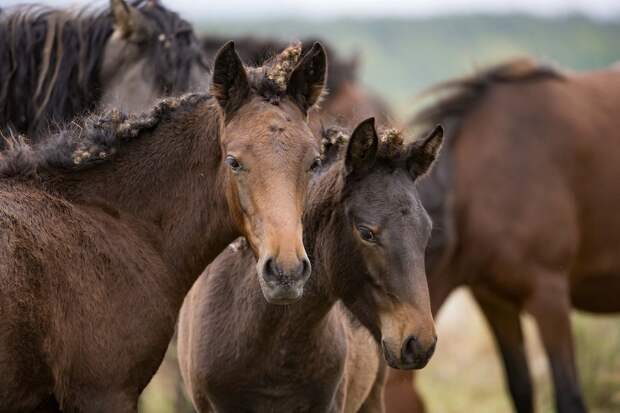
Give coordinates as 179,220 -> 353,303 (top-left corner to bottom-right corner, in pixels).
0,0 -> 208,139
386,59 -> 620,413
0,42 -> 326,412
178,119 -> 443,413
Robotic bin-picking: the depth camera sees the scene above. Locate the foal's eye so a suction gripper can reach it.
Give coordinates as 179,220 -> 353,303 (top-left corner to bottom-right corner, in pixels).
309,157 -> 322,172
225,155 -> 243,172
357,226 -> 377,243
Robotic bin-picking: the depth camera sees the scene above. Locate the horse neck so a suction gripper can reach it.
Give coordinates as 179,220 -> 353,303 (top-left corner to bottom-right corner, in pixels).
51,100 -> 238,293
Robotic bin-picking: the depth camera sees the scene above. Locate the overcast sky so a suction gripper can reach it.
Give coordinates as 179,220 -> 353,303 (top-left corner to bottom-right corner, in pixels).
1,0 -> 619,20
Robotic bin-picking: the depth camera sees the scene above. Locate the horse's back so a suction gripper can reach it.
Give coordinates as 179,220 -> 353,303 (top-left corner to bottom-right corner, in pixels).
453,69 -> 620,306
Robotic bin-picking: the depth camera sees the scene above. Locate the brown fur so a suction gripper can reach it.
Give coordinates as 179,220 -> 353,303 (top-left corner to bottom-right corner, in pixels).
386,59 -> 620,413
0,42 -> 326,413
178,119 -> 443,413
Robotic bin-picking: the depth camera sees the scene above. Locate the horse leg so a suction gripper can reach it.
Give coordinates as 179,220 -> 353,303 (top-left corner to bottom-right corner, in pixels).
473,287 -> 533,413
525,272 -> 587,413
383,369 -> 426,413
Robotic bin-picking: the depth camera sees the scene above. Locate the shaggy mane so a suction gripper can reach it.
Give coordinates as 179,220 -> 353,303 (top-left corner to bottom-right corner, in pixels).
0,93 -> 210,179
411,57 -> 565,132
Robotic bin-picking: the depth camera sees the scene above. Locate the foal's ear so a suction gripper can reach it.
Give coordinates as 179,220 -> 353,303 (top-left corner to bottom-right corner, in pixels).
210,41 -> 251,118
408,125 -> 444,178
346,118 -> 378,176
287,43 -> 327,113
110,0 -> 151,40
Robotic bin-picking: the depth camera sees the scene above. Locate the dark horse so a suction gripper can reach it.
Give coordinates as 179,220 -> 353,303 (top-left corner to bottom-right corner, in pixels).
202,35 -> 392,128
0,41 -> 327,412
385,59 -> 620,413
178,119 -> 443,412
0,0 -> 208,140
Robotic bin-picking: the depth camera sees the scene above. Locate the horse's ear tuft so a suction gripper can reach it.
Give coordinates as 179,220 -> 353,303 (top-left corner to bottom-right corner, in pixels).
287,42 -> 327,113
408,125 -> 443,178
345,117 -> 378,177
110,0 -> 150,40
210,41 -> 250,118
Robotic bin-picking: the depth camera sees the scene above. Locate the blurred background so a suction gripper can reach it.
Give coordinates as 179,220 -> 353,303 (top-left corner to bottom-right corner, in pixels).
5,0 -> 620,411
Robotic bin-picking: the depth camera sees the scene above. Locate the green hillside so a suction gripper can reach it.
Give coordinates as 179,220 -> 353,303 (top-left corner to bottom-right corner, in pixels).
197,14 -> 620,118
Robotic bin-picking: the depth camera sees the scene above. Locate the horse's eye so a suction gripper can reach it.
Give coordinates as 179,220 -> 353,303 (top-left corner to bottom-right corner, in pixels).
225,155 -> 243,172
309,157 -> 322,172
357,225 -> 376,243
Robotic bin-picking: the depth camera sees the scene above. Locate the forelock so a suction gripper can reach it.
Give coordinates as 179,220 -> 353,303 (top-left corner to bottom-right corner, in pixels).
377,127 -> 407,160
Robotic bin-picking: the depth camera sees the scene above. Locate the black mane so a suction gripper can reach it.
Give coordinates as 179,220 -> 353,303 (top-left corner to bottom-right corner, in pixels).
0,1 -> 206,141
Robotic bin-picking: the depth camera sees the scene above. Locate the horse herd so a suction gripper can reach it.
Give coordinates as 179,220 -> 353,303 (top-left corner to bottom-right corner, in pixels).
0,1 -> 619,413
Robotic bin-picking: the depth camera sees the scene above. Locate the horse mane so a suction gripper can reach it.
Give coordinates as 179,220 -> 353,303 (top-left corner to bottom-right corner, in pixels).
0,0 -> 204,139
0,93 -> 210,180
411,57 -> 566,133
202,35 -> 356,95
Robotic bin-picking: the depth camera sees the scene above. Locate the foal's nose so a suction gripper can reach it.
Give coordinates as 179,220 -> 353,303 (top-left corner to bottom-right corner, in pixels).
258,255 -> 311,305
401,334 -> 437,369
262,256 -> 311,284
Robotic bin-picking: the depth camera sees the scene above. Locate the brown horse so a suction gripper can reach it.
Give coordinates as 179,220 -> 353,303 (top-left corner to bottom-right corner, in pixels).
0,0 -> 208,139
0,41 -> 326,412
178,119 -> 443,412
202,35 -> 393,128
385,59 -> 620,413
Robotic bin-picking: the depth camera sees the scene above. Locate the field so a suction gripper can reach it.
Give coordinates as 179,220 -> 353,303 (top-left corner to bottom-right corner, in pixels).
140,14 -> 620,412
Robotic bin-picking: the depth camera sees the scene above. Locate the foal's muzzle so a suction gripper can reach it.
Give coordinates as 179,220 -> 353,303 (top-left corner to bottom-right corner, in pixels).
257,255 -> 311,305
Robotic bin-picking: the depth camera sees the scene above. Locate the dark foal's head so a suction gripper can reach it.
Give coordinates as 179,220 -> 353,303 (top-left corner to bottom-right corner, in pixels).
212,42 -> 326,304
100,0 -> 208,112
335,119 -> 443,369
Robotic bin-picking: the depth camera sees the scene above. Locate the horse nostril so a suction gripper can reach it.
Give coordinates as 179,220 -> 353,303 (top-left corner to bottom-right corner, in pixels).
401,335 -> 420,364
297,257 -> 311,280
427,336 -> 438,359
262,257 -> 280,282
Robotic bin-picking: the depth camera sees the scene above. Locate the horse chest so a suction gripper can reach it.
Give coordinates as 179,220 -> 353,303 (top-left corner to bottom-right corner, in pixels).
205,328 -> 347,413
